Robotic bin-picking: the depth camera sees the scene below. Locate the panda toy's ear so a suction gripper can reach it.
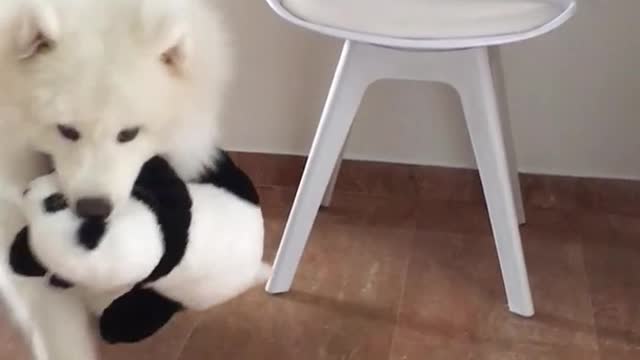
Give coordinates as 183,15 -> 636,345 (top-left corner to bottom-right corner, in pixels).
9,227 -> 47,277
195,150 -> 260,205
134,156 -> 182,191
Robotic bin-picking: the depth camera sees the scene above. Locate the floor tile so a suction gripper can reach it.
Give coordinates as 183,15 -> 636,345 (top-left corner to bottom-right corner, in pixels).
585,179 -> 640,216
579,212 -> 640,359
390,204 -> 598,359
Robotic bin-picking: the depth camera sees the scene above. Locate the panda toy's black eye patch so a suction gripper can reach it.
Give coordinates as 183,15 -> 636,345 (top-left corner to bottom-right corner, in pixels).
43,193 -> 68,213
23,187 -> 30,196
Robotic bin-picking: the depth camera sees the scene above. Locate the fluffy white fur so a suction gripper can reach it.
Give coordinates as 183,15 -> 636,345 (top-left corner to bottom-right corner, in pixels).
10,278 -> 98,360
0,122 -> 85,360
23,173 -> 268,312
0,0 -> 232,358
0,0 -> 231,212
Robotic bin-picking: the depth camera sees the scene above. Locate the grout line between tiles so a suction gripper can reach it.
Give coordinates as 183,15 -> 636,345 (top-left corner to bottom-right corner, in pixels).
574,220 -> 605,360
174,315 -> 208,360
385,230 -> 416,360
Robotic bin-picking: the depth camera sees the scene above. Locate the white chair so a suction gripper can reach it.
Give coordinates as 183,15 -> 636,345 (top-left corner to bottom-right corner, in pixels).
264,0 -> 576,317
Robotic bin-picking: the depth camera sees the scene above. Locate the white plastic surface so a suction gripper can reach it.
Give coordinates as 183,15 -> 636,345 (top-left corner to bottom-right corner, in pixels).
266,0 -> 575,49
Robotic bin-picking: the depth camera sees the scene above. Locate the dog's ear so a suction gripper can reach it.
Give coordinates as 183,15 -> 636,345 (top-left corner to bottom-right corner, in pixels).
139,0 -> 192,72
12,0 -> 59,60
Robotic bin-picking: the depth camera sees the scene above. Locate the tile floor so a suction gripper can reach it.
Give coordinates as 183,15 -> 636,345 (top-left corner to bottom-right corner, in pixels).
1,153 -> 640,359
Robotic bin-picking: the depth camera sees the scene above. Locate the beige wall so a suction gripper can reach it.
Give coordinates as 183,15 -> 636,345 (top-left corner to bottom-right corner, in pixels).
217,0 -> 640,180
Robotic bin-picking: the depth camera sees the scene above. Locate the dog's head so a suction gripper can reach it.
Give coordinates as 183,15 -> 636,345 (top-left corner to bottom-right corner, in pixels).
0,0 -> 229,218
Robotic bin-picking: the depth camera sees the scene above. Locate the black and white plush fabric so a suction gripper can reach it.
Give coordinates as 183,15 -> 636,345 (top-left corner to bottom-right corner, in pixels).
10,152 -> 269,344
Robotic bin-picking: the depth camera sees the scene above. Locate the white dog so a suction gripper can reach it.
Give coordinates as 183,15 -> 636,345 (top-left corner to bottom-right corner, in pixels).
0,0 -> 233,358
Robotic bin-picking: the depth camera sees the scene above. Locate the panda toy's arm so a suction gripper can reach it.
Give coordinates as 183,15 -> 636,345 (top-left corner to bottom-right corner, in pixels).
145,150 -> 269,310
100,156 -> 193,344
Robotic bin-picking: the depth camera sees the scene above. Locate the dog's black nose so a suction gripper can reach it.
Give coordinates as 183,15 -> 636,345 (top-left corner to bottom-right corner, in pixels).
76,197 -> 112,219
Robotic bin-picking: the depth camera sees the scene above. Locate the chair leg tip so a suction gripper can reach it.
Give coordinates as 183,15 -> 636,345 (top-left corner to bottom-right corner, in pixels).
265,282 -> 291,295
509,304 -> 535,318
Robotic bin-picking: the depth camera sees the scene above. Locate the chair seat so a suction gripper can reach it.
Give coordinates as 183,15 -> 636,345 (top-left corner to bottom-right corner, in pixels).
281,0 -> 565,39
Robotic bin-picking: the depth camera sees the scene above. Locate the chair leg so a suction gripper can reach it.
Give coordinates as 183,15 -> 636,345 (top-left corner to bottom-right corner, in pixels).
266,40 -> 371,294
488,47 -> 526,224
456,47 -> 534,317
321,143 -> 346,208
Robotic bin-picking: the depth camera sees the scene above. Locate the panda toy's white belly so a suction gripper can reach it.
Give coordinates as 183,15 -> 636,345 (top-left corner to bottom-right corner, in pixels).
150,183 -> 265,310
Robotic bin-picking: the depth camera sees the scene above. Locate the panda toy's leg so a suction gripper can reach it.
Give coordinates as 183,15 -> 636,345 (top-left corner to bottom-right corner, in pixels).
99,287 -> 183,344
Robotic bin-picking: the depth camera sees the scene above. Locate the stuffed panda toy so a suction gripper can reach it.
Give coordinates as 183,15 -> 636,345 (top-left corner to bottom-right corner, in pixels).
9,152 -> 270,344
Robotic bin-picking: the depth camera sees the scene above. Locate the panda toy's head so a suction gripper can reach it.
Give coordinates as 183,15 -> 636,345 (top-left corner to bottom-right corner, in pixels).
18,174 -> 165,292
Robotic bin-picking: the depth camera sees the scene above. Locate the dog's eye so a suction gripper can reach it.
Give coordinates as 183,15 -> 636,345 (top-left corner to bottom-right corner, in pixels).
57,125 -> 80,142
117,127 -> 140,143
